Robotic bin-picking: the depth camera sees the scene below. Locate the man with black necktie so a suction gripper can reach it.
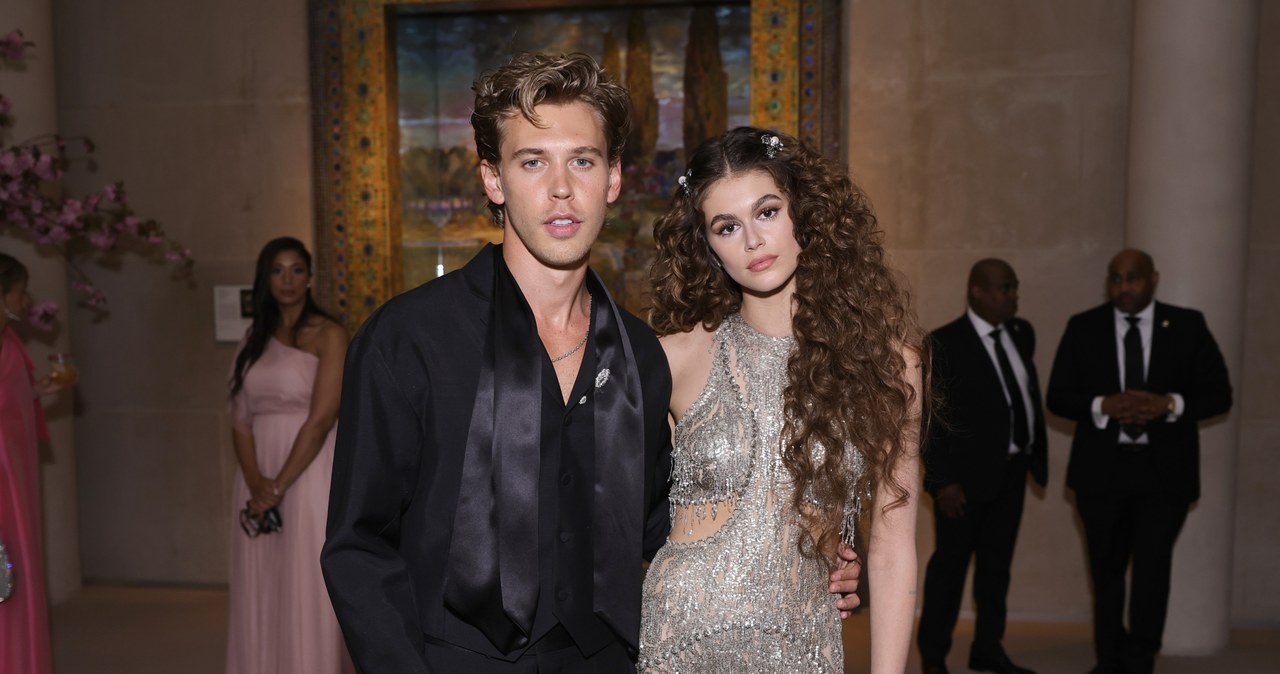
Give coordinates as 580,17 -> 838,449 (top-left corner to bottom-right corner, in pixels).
919,259 -> 1047,674
1047,249 -> 1232,674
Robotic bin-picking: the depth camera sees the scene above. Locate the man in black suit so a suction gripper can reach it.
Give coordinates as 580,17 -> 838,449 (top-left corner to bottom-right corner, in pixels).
918,259 -> 1048,674
321,53 -> 861,673
1047,249 -> 1232,674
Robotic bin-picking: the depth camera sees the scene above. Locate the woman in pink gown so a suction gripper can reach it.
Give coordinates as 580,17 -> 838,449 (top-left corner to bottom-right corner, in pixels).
226,238 -> 351,674
0,253 -> 59,674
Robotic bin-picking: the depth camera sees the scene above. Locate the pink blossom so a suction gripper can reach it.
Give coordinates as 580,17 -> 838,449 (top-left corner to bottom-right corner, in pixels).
32,153 -> 57,180
82,287 -> 107,306
89,231 -> 116,250
57,198 -> 83,225
0,30 -> 27,62
103,183 -> 121,203
27,302 -> 58,332
47,225 -> 71,243
0,150 -> 27,176
70,281 -> 108,307
57,198 -> 83,224
121,215 -> 141,235
0,94 -> 10,114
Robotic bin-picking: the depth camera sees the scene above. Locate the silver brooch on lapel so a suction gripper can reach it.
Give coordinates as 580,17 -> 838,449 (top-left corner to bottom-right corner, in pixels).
595,368 -> 611,389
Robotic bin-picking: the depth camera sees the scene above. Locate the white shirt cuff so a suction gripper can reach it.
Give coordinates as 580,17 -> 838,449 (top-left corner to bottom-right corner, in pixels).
1091,396 -> 1109,429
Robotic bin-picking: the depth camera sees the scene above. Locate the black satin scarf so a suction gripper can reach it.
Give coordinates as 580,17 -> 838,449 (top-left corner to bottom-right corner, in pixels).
445,248 -> 644,654
584,268 -> 645,650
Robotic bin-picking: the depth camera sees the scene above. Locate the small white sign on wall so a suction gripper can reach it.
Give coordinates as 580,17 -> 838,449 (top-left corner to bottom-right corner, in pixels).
214,285 -> 254,343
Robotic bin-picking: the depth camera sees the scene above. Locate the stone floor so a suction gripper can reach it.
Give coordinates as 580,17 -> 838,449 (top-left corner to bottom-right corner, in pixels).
50,583 -> 1279,673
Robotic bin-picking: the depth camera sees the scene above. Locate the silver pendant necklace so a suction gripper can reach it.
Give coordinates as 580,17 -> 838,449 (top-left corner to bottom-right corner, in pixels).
550,296 -> 592,363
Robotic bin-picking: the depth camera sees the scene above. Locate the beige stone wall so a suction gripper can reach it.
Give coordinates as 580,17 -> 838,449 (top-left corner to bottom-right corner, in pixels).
1234,0 -> 1280,626
52,0 -> 314,583
47,0 -> 1278,626
847,0 -> 1133,621
847,0 -> 1279,626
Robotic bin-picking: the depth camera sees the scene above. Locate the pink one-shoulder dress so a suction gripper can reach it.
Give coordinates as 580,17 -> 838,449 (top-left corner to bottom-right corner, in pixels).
225,338 -> 349,674
0,326 -> 53,674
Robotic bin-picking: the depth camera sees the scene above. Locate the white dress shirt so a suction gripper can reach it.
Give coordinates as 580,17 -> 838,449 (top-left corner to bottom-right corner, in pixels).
1089,302 -> 1184,443
967,309 -> 1035,455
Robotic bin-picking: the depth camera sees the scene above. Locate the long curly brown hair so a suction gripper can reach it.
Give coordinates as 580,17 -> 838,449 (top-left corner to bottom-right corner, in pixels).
649,127 -> 925,559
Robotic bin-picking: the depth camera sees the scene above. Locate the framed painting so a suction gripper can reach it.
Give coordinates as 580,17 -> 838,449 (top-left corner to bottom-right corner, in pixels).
309,0 -> 842,329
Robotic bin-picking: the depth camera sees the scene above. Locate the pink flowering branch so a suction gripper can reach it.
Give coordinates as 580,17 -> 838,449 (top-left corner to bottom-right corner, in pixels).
2,28 -> 191,318
28,301 -> 57,331
0,30 -> 28,62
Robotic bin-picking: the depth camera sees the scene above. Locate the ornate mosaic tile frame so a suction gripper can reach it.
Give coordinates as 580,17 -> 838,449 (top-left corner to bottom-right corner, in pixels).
309,0 -> 841,329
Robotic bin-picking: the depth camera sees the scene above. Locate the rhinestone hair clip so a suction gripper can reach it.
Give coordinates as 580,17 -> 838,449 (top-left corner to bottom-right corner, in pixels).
761,134 -> 784,158
677,169 -> 692,196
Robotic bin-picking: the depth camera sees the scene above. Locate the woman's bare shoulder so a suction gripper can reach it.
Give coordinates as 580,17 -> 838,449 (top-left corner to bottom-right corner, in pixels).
299,315 -> 349,355
317,318 -> 349,349
660,324 -> 718,418
659,325 -> 714,368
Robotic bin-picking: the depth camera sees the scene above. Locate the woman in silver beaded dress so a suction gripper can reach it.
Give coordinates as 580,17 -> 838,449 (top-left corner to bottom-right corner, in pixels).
640,127 -> 924,673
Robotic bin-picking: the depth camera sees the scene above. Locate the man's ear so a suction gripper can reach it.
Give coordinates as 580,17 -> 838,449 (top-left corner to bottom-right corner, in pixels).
481,160 -> 505,205
606,160 -> 622,205
1150,270 -> 1160,292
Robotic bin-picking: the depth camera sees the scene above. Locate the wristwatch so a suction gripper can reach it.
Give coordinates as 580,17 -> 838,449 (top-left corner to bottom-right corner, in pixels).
1166,396 -> 1176,415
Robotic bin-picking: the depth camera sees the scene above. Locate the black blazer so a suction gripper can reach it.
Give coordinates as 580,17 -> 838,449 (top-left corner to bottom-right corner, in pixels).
320,247 -> 673,672
1046,301 -> 1231,502
924,315 -> 1048,501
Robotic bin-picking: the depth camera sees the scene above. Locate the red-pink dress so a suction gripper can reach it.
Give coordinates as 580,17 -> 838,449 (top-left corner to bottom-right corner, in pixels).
225,338 -> 349,674
0,326 -> 53,674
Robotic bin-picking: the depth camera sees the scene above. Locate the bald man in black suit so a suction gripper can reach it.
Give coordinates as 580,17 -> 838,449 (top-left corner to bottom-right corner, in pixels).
1047,249 -> 1232,674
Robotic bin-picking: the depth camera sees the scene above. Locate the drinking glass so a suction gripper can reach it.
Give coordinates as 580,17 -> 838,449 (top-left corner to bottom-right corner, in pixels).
48,353 -> 79,386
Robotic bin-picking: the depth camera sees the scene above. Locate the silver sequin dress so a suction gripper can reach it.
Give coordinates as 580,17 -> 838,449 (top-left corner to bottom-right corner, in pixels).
639,313 -> 860,673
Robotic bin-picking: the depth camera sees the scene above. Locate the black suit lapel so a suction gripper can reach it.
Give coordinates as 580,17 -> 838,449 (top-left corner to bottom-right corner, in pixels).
1145,302 -> 1176,393
1008,321 -> 1041,422
1099,308 -> 1123,393
1008,321 -> 1033,370
460,244 -> 497,304
960,318 -> 1007,404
